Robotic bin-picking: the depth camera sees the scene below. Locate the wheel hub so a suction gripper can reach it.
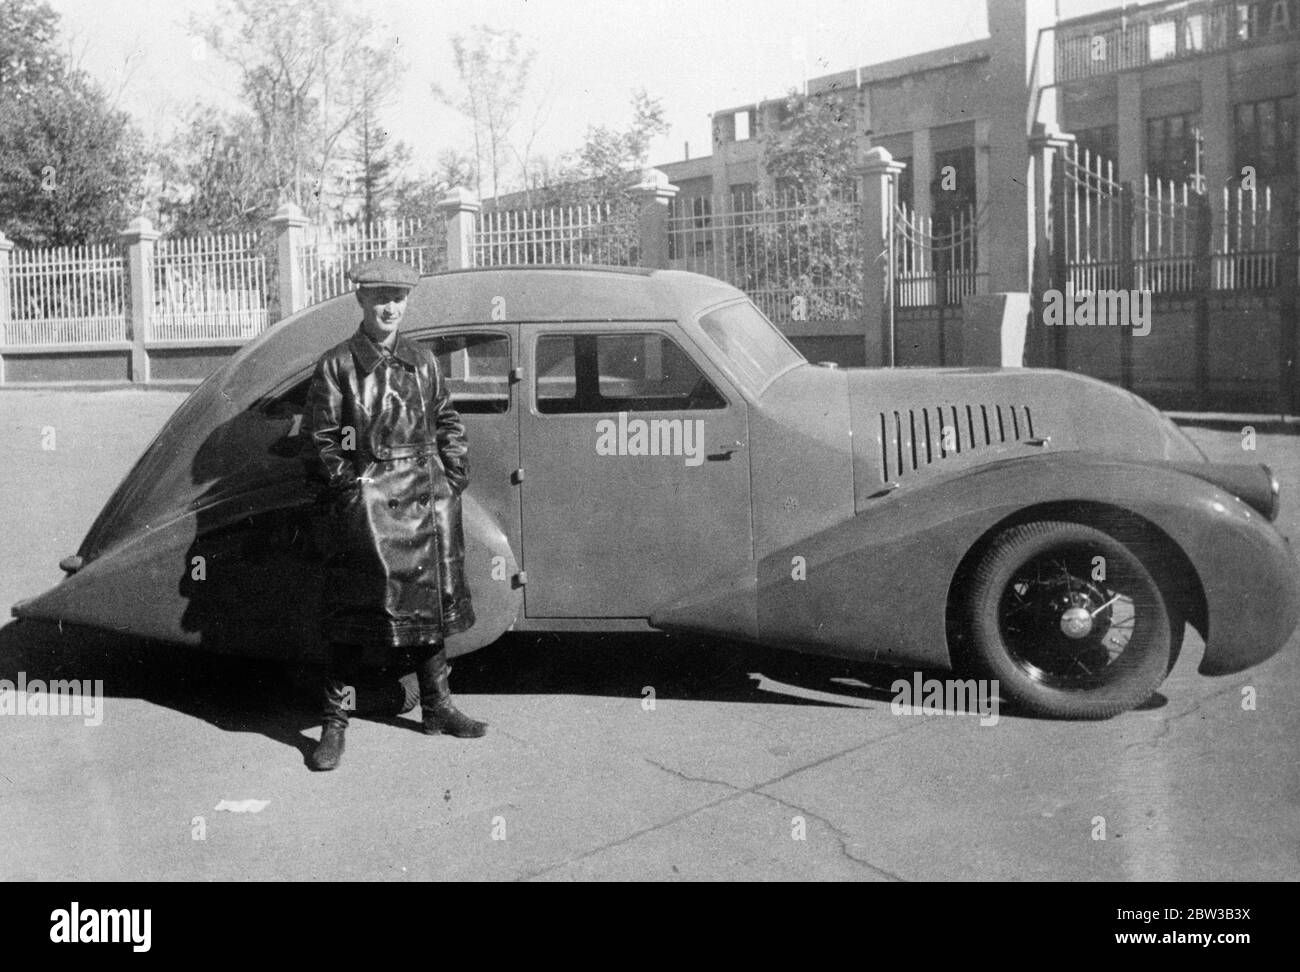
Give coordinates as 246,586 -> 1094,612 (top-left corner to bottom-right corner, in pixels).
1059,605 -> 1094,639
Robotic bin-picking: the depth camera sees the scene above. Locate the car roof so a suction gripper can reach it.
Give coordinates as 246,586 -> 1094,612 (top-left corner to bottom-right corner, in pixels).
399,265 -> 745,325
214,265 -> 748,407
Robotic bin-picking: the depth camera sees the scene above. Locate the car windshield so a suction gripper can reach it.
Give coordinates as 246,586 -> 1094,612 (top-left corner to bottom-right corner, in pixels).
697,301 -> 805,390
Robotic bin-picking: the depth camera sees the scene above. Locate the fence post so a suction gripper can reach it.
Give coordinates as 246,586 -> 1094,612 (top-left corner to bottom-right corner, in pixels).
0,232 -> 12,363
1192,191 -> 1213,411
270,203 -> 309,319
632,168 -> 679,269
1277,186 -> 1298,414
853,147 -> 906,367
1118,181 -> 1135,390
1028,124 -> 1073,369
436,188 -> 480,270
120,216 -> 160,383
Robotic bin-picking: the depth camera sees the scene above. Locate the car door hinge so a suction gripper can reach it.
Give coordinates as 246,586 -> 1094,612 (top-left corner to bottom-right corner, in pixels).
509,367 -> 523,383
511,467 -> 524,483
512,571 -> 527,587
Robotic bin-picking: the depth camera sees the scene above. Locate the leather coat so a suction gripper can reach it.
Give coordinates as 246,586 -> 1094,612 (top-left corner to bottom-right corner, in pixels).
303,327 -> 475,648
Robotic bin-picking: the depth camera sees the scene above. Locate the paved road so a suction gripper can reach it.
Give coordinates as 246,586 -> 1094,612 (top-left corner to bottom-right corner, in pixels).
0,388 -> 1297,880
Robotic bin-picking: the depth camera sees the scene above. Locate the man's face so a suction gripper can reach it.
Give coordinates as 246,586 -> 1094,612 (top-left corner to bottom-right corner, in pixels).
357,286 -> 409,338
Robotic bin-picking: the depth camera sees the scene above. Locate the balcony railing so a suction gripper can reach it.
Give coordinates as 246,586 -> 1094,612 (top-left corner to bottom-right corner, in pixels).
1055,0 -> 1299,82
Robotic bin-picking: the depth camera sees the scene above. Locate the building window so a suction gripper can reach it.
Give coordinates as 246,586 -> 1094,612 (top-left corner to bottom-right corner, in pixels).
734,110 -> 752,141
932,147 -> 976,215
1146,113 -> 1201,184
1235,1 -> 1298,40
1072,125 -> 1118,165
1235,96 -> 1296,183
668,195 -> 713,261
895,157 -> 914,210
1148,18 -> 1178,60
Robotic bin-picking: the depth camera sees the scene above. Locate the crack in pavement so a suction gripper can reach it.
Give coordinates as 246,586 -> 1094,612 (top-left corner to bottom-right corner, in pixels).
516,719 -> 927,881
753,789 -> 907,881
1120,679 -> 1248,756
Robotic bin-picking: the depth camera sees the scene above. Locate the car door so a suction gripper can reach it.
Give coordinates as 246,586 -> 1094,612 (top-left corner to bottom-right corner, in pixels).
518,322 -> 753,617
413,326 -> 521,555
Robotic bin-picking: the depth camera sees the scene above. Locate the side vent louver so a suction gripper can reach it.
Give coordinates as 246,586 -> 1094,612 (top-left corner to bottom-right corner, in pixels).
879,404 -> 1036,483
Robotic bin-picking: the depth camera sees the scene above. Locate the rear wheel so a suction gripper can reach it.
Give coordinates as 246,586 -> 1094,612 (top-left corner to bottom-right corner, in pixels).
964,521 -> 1173,719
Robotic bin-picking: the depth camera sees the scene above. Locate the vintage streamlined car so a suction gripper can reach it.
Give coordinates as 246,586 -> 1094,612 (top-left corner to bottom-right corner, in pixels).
12,266 -> 1300,719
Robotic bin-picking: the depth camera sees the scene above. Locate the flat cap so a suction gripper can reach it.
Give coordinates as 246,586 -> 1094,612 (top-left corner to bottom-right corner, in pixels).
346,256 -> 420,290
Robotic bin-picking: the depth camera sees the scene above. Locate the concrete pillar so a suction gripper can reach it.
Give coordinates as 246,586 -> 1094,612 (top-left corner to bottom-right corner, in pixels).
0,231 -> 12,350
436,188 -> 481,270
631,168 -> 679,269
1117,73 -> 1145,182
1200,57 -> 1231,230
120,216 -> 160,383
0,231 -> 12,382
270,203 -> 309,320
709,114 -> 730,197
985,0 -> 1060,295
975,120 -> 993,290
1028,124 -> 1075,367
911,128 -> 934,223
1294,54 -> 1300,191
855,147 -> 907,367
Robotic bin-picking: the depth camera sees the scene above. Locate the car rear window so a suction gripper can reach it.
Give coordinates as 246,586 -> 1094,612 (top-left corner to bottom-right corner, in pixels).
698,301 -> 804,390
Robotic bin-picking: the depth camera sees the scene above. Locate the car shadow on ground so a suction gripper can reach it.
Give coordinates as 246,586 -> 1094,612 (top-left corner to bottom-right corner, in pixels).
0,620 -> 939,764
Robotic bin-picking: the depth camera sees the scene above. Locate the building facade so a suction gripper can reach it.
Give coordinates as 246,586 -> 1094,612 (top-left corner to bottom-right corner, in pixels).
660,0 -> 1297,243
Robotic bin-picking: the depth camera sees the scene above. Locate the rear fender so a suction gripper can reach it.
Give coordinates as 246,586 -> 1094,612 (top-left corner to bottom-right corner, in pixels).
12,487 -> 521,662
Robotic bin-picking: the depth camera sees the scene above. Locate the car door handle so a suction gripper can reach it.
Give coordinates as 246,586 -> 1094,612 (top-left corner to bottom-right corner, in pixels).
707,441 -> 744,461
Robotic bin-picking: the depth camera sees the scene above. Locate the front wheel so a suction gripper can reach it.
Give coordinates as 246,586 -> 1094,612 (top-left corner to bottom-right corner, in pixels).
963,521 -> 1173,719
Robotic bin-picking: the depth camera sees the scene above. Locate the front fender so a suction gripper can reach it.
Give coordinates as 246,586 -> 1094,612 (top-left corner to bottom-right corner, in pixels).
668,453 -> 1300,675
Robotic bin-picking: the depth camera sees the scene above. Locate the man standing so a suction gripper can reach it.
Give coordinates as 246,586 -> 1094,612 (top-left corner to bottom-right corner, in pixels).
302,256 -> 486,772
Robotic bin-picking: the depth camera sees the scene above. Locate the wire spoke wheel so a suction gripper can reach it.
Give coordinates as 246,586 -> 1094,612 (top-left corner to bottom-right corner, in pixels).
964,521 -> 1172,719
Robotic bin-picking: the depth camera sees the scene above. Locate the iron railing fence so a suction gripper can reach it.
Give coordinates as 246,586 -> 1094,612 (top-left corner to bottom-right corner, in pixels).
4,243 -> 126,346
894,201 -> 987,308
153,231 -> 269,340
299,215 -> 448,306
1214,184 -> 1283,289
473,202 -> 637,267
668,188 -> 863,324
1055,141 -> 1293,295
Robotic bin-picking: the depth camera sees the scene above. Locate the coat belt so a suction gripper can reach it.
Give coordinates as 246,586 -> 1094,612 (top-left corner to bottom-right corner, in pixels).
366,442 -> 438,461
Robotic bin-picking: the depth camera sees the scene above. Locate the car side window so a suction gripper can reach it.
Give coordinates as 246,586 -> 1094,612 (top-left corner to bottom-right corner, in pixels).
535,332 -> 726,414
421,332 -> 511,414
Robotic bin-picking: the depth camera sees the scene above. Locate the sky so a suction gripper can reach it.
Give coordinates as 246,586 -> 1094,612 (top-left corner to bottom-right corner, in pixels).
46,0 -> 1123,186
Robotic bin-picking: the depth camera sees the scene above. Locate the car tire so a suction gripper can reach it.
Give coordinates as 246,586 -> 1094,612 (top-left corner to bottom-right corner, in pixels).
964,520 -> 1173,720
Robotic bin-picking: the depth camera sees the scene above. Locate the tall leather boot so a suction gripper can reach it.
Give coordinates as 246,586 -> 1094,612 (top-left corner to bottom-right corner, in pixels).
309,644 -> 358,770
416,644 -> 487,738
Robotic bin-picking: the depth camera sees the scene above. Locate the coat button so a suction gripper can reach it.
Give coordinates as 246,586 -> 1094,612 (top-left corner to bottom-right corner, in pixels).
388,499 -> 399,510
418,493 -> 431,505
417,457 -> 427,467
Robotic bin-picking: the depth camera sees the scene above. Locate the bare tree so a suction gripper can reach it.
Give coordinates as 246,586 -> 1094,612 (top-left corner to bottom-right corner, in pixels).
196,0 -> 404,221
432,26 -> 535,205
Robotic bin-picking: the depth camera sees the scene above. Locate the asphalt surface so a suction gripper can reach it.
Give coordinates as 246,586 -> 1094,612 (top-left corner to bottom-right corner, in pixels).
0,387 -> 1297,881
